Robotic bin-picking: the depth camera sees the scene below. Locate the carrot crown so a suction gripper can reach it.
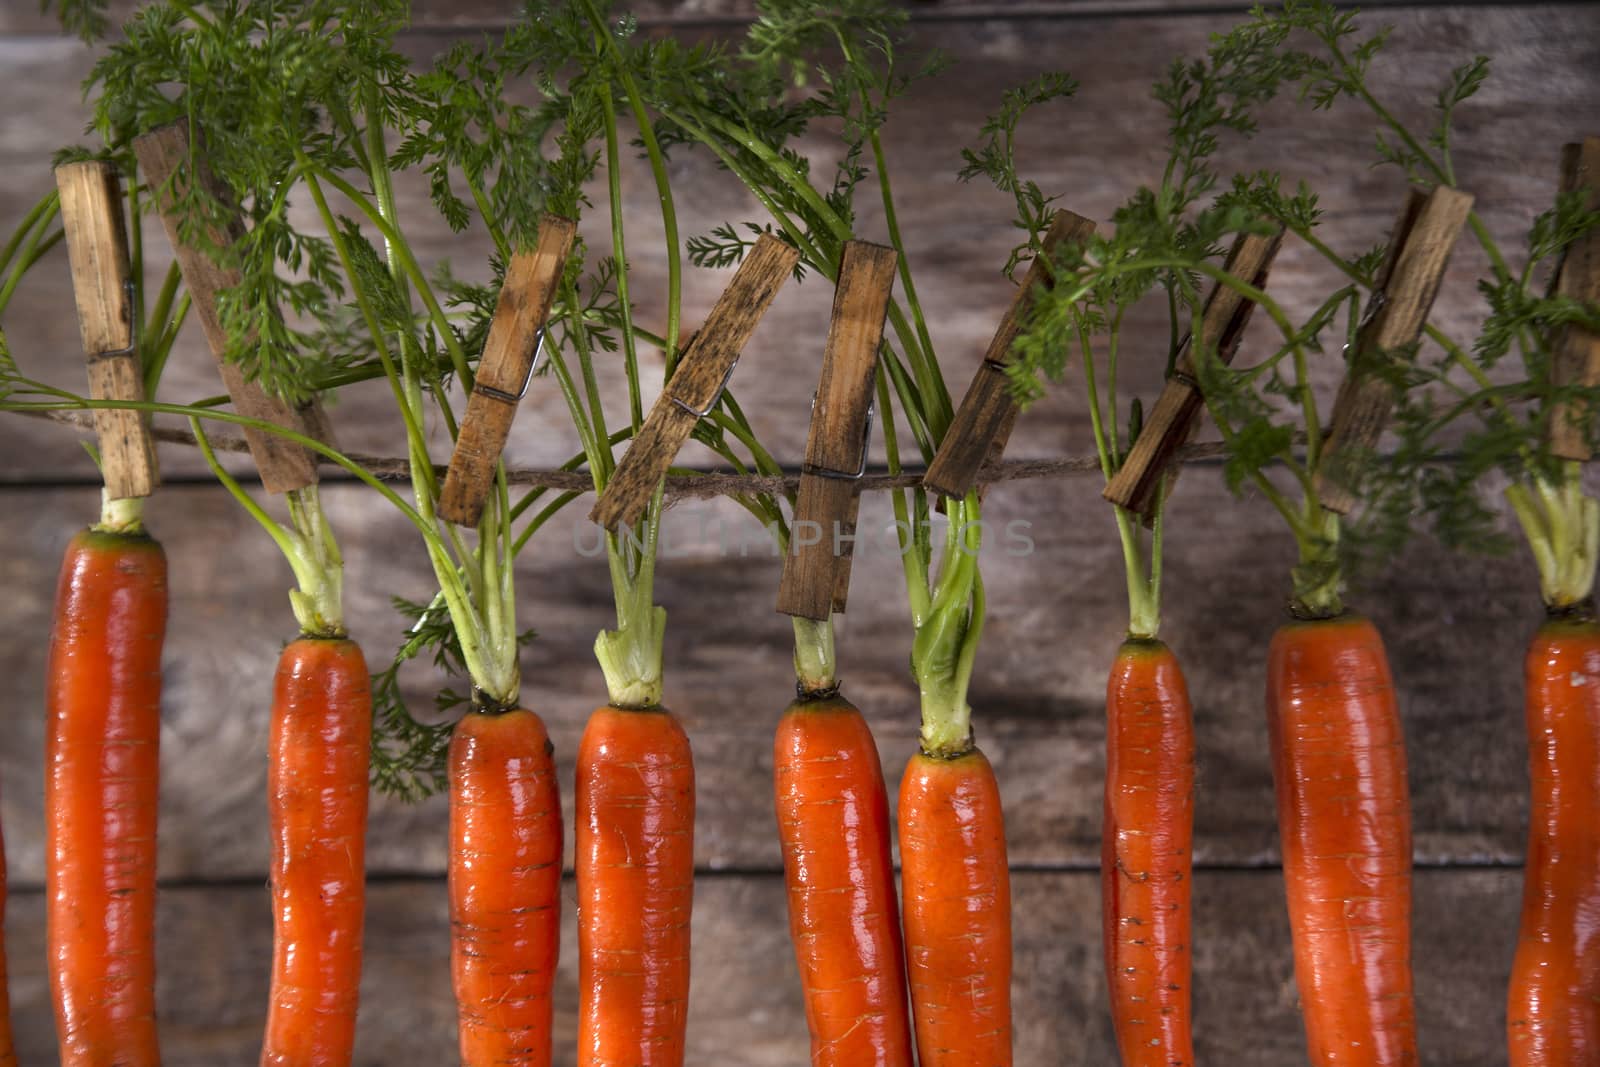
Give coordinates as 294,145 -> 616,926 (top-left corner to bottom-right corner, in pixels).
657,1 -> 995,755
1193,2 -> 1600,614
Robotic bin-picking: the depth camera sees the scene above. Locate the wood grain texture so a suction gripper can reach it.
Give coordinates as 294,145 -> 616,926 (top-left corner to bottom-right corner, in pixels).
0,869 -> 1527,1065
1548,137 -> 1600,460
778,241 -> 897,620
2,6 -> 1599,1055
1104,230 -> 1283,519
132,123 -> 327,495
1,5 -> 1593,880
924,209 -> 1098,499
0,1 -> 1457,35
439,215 -> 577,526
5,8 -> 1599,486
590,233 -> 800,530
1316,186 -> 1475,514
0,468 -> 1563,884
54,159 -> 158,500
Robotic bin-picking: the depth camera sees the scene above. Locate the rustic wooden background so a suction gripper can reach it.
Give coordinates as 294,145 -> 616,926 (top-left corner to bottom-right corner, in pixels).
2,1 -> 1598,1063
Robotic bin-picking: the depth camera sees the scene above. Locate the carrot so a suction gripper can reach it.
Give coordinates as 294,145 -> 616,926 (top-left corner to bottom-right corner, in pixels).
450,707 -> 564,1067
45,526 -> 167,1066
899,745 -> 1012,1067
577,704 -> 695,1067
774,690 -> 913,1067
260,636 -> 372,1066
1103,638 -> 1195,1067
1267,613 -> 1417,1066
1507,614 -> 1600,1064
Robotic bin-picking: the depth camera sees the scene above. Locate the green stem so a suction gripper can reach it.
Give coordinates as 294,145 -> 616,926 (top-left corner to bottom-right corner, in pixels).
1507,465 -> 1600,609
877,370 -> 928,625
0,191 -> 57,279
309,167 -> 473,387
1291,223 -> 1509,419
1078,318 -> 1114,480
599,88 -> 644,433
140,264 -> 186,398
96,492 -> 145,535
192,419 -> 344,638
284,483 -> 346,638
1113,505 -> 1159,639
595,529 -> 667,709
1289,503 -> 1344,619
913,494 -> 983,756
473,482 -> 519,705
864,125 -> 951,433
792,616 -> 837,694
583,0 -> 682,366
569,287 -> 614,487
0,215 -> 63,316
298,163 -> 435,499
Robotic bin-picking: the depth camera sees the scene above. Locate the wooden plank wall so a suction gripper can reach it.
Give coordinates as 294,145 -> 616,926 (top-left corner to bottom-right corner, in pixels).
1,1 -> 1598,1062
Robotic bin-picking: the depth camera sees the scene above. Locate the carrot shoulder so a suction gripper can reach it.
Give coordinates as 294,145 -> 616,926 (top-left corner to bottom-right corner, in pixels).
1507,616 -> 1600,1064
578,704 -> 695,1067
899,745 -> 1012,1067
1267,613 -> 1417,1066
775,693 -> 913,1067
450,707 -> 564,1067
45,527 -> 167,1067
261,636 -> 372,1067
1103,638 -> 1195,1067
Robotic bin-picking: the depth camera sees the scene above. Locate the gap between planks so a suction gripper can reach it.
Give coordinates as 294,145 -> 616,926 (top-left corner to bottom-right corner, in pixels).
0,858 -> 1531,896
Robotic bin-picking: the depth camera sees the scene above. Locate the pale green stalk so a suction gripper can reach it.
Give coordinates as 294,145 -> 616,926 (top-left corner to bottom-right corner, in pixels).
192,419 -> 345,638
792,616 -> 837,694
96,493 -> 146,535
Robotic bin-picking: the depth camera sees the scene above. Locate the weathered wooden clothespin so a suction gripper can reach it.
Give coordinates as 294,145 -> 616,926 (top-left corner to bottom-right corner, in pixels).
1546,136 -> 1600,461
133,122 -> 328,494
590,233 -> 801,531
1315,185 -> 1474,513
55,160 -> 159,501
1103,229 -> 1284,520
776,241 -> 898,621
437,215 -> 577,526
922,208 -> 1099,499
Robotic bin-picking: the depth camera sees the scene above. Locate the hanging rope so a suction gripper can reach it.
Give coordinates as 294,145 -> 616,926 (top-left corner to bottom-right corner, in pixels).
24,407 -> 1231,500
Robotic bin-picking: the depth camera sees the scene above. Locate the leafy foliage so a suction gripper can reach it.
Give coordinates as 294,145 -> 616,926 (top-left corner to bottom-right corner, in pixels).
958,72 -> 1077,279
83,0 -> 419,402
1191,0 -> 1600,576
370,594 -> 539,800
45,0 -> 111,42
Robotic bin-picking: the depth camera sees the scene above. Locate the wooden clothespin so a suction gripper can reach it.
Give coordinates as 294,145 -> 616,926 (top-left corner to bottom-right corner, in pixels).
1315,185 -> 1474,514
55,160 -> 159,501
1103,229 -> 1284,520
776,241 -> 898,621
437,215 -> 577,526
1547,136 -> 1600,461
590,233 -> 801,531
133,122 -> 328,494
922,209 -> 1099,499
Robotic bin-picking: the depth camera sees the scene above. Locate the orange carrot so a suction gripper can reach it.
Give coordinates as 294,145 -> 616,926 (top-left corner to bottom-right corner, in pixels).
261,636 -> 372,1066
774,691 -> 913,1067
1267,613 -> 1417,1066
45,526 -> 167,1066
1103,638 -> 1195,1067
899,745 -> 1012,1067
450,707 -> 564,1067
1507,615 -> 1600,1064
577,704 -> 694,1067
